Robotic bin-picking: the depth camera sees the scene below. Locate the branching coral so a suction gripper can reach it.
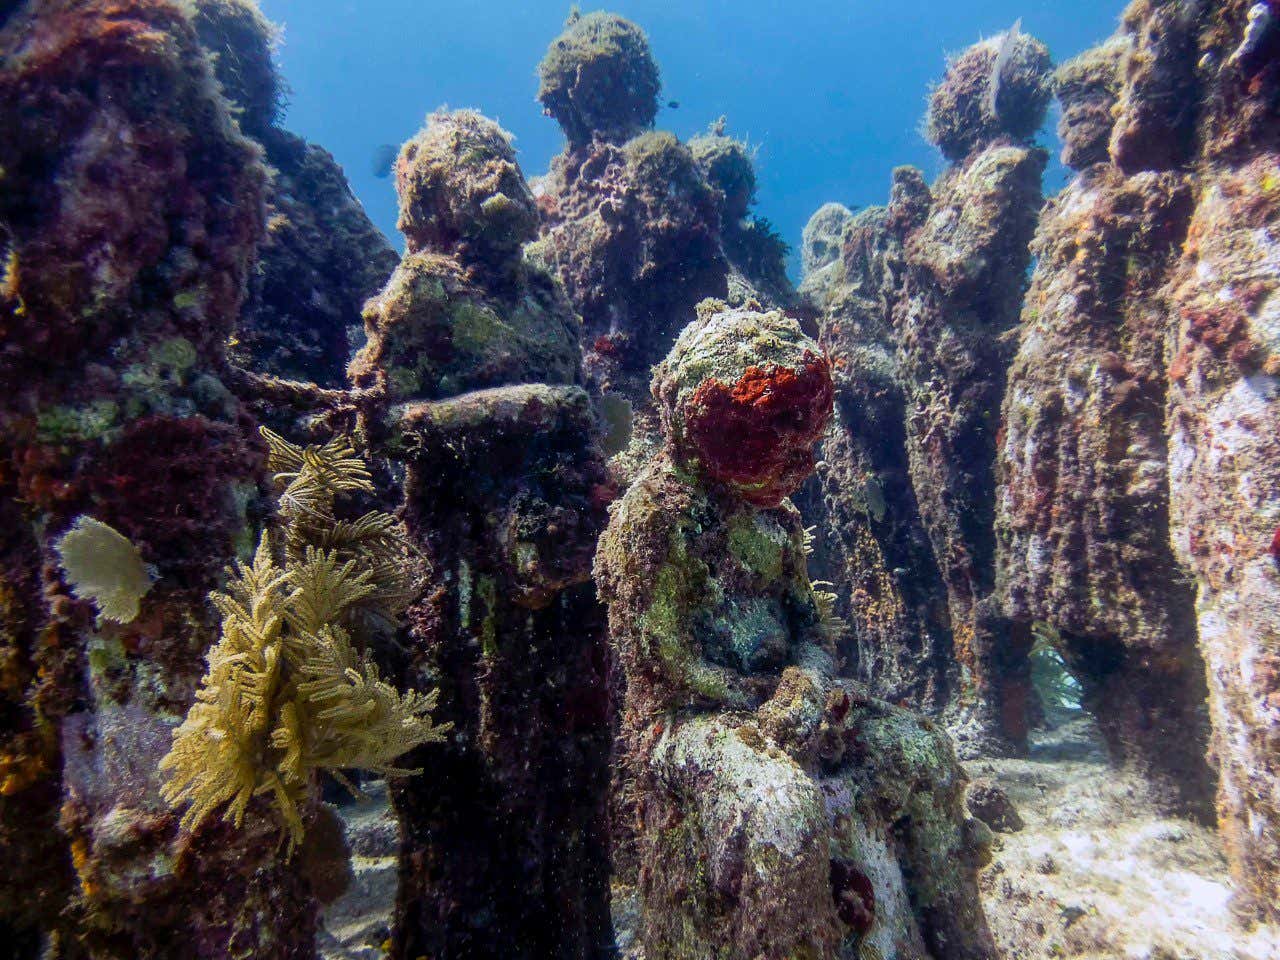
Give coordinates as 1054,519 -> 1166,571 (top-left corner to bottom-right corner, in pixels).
261,427 -> 416,624
161,430 -> 447,848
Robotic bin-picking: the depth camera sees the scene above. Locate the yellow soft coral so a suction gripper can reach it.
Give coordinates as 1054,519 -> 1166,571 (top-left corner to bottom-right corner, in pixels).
262,427 -> 416,620
160,431 -> 446,849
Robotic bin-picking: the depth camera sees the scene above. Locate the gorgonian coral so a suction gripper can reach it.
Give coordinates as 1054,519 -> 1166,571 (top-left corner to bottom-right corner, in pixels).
160,429 -> 446,848
54,516 -> 153,624
261,427 -> 416,623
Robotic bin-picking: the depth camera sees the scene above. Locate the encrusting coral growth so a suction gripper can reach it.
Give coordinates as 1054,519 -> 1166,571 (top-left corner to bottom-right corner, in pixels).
798,0 -> 1280,929
796,175 -> 956,713
0,0 -> 324,954
993,0 -> 1280,905
995,33 -> 1214,818
597,302 -> 996,960
1159,0 -> 1280,919
350,110 -> 582,402
536,9 -> 661,148
530,10 -> 806,519
531,11 -> 730,471
796,28 -> 1051,745
353,106 -> 616,960
924,20 -> 1053,164
192,0 -> 399,389
895,27 -> 1051,755
5,0 -> 1280,955
161,430 -> 446,849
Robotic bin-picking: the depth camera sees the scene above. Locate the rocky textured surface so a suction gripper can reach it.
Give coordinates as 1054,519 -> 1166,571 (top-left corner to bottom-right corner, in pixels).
798,201 -> 856,302
1166,109 -> 1280,929
923,25 -> 1053,164
798,181 -> 956,712
533,129 -> 727,416
536,10 -> 661,149
193,0 -> 397,388
531,13 -> 731,480
5,0 -> 1280,954
797,31 -> 1052,740
597,304 -> 995,960
897,31 -> 1051,756
354,108 -> 615,959
0,1 -> 323,955
1052,39 -> 1127,170
966,777 -> 1024,833
235,130 -> 399,388
996,0 -> 1280,911
996,39 -> 1213,817
351,112 -> 582,403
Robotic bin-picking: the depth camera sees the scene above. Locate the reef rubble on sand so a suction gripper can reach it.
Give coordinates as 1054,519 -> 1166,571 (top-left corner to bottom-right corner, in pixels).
0,1 -> 1278,959
971,715 -> 1280,960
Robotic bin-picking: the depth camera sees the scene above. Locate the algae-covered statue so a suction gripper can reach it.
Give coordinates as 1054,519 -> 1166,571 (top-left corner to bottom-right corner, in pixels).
353,109 -> 615,960
896,27 -> 1051,756
532,11 -> 728,460
597,303 -> 995,960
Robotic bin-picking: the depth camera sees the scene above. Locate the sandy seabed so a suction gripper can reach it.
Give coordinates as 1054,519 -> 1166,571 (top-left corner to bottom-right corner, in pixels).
972,717 -> 1280,960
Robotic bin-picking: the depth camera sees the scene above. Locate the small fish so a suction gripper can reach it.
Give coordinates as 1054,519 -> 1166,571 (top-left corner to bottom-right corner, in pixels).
986,18 -> 1022,118
371,143 -> 399,179
667,99 -> 680,109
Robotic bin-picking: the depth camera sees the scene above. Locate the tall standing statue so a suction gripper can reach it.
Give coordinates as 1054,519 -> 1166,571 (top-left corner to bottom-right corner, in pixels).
352,109 -> 615,959
896,28 -> 1052,755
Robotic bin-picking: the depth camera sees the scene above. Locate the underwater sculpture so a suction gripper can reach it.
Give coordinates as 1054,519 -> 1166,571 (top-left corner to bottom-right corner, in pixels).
597,303 -> 995,960
799,201 -> 857,300
689,120 -> 795,310
0,0 -> 330,955
1158,0 -> 1280,921
1,0 -> 1278,955
350,110 -> 582,402
995,37 -> 1215,818
894,28 -> 1052,755
352,108 -> 616,959
797,172 -> 956,713
797,29 -> 1052,741
997,0 -> 1280,911
532,10 -> 729,463
192,0 -> 398,389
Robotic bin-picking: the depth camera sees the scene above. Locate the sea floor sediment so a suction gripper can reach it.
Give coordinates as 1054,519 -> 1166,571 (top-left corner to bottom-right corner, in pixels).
971,718 -> 1280,960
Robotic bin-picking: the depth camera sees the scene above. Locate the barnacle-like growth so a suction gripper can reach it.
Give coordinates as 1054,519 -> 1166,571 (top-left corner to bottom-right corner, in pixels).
160,430 -> 446,848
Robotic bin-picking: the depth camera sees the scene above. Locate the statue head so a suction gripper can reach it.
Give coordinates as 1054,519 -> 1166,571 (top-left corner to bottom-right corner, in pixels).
536,10 -> 660,147
395,110 -> 539,262
652,303 -> 833,506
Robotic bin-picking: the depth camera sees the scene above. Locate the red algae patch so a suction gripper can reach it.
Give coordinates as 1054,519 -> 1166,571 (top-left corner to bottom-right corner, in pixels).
684,351 -> 833,506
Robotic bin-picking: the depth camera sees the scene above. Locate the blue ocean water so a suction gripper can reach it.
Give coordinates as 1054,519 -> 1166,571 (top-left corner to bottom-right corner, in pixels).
259,1 -> 1124,276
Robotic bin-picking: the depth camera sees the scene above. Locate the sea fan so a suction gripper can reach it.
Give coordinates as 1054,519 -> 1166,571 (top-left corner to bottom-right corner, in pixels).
161,433 -> 446,849
54,516 -> 153,624
1029,621 -> 1082,714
